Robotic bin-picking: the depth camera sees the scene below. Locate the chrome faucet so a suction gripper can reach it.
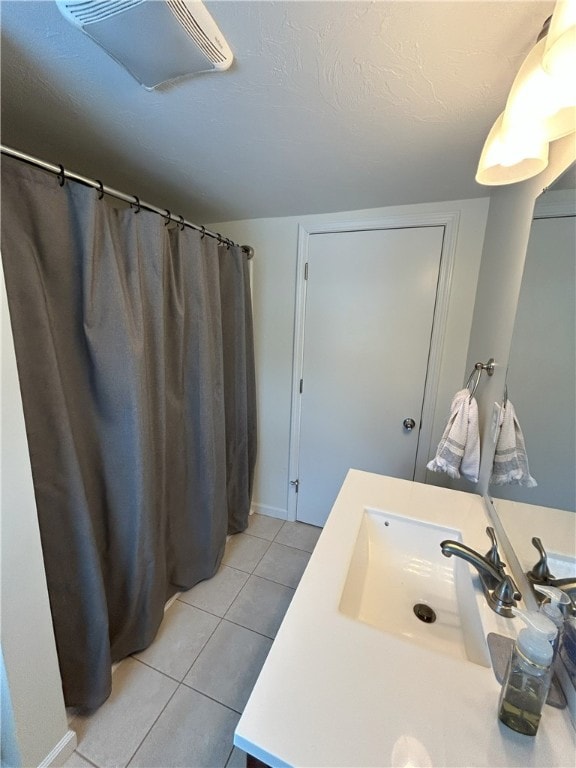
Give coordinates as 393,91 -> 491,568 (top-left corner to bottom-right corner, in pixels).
527,537 -> 576,616
440,527 -> 521,617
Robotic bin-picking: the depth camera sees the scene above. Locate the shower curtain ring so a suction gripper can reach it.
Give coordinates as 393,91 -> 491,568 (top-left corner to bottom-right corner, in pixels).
226,239 -> 232,250
216,233 -> 223,244
57,164 -> 66,187
132,196 -> 141,213
163,210 -> 171,226
178,215 -> 185,231
200,226 -> 206,239
95,180 -> 104,200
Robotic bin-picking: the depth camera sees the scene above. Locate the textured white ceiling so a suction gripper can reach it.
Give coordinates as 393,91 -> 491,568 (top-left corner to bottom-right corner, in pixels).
1,1 -> 554,223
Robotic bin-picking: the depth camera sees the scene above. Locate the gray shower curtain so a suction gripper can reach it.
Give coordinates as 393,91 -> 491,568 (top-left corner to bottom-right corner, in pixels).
1,155 -> 256,709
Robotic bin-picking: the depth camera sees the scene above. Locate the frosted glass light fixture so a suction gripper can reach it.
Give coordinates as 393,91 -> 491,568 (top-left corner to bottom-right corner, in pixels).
476,113 -> 549,186
503,38 -> 575,142
476,0 -> 576,186
543,0 -> 576,86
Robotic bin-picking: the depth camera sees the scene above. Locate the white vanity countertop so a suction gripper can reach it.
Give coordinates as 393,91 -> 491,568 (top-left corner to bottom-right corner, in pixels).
235,470 -> 576,768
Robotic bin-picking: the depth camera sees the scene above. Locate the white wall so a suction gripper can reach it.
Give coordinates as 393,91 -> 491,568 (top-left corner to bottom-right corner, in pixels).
211,197 -> 490,518
1,266 -> 75,767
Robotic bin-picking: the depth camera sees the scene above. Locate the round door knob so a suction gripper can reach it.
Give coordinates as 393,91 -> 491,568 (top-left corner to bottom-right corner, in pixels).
403,418 -> 416,432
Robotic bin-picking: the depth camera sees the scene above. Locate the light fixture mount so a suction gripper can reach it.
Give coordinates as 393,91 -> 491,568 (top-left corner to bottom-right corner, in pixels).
537,15 -> 552,42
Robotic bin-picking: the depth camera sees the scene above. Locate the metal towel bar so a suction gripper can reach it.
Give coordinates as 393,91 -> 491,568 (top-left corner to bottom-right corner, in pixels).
465,358 -> 495,401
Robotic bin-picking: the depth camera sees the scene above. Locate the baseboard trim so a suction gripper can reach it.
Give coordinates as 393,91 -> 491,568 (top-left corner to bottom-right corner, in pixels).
164,592 -> 181,612
250,503 -> 288,521
38,728 -> 76,767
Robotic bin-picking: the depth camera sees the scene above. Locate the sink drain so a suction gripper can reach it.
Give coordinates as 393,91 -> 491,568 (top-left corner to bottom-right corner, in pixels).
413,603 -> 436,623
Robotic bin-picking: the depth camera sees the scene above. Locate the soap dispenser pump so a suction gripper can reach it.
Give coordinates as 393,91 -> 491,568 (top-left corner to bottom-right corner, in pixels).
535,584 -> 570,656
498,609 -> 557,736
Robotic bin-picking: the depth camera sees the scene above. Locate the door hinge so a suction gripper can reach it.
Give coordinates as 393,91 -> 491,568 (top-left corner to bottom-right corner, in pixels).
304,262 -> 308,280
299,378 -> 303,393
290,479 -> 299,492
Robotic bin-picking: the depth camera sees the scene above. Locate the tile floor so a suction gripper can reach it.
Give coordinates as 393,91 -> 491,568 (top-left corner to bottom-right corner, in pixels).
65,514 -> 322,768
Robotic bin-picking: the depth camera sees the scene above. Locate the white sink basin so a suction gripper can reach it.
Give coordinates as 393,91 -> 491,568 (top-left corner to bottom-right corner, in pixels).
339,507 -> 491,666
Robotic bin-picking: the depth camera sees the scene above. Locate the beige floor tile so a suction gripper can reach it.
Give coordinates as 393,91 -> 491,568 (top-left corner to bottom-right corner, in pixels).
246,513 -> 284,541
178,565 -> 248,617
129,685 -> 239,768
222,533 -> 270,573
274,520 -> 322,553
254,542 -> 311,588
226,746 -> 247,767
62,751 -> 96,768
183,620 -> 272,713
133,601 -> 219,680
73,658 -> 177,768
225,575 -> 294,638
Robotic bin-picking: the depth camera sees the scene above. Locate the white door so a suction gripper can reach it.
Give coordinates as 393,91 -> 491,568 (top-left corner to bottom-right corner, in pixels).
295,227 -> 444,526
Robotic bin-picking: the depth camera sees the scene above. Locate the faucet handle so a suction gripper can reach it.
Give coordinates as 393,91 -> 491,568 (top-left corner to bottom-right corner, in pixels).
484,527 -> 505,571
528,537 -> 555,583
493,575 -> 522,612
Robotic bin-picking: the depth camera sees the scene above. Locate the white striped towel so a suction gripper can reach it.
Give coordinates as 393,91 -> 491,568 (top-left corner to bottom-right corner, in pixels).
426,388 -> 480,483
490,399 -> 537,487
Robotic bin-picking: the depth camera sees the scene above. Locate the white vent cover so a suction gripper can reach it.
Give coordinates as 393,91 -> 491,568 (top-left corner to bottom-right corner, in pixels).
56,0 -> 233,89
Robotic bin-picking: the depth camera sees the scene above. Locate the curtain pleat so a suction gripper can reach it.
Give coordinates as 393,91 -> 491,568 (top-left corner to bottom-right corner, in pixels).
1,156 -> 256,709
219,246 -> 257,534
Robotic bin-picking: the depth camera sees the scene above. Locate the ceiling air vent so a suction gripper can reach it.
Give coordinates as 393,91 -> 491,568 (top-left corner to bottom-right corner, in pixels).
56,0 -> 233,89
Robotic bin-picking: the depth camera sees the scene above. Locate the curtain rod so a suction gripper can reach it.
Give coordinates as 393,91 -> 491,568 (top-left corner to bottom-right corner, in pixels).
0,145 -> 254,260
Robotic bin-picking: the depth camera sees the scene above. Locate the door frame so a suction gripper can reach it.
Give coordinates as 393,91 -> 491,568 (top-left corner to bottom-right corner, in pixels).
287,211 -> 461,522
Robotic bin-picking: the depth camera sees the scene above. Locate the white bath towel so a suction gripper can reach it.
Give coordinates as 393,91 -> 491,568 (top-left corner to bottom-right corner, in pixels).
490,399 -> 537,487
426,389 -> 480,483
